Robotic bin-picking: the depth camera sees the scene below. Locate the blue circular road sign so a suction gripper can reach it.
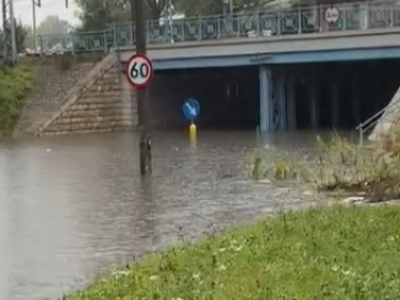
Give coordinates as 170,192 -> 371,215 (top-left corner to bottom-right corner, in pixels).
182,98 -> 200,121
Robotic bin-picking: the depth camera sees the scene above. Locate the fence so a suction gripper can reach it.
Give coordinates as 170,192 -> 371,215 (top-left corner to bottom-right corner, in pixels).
34,0 -> 400,55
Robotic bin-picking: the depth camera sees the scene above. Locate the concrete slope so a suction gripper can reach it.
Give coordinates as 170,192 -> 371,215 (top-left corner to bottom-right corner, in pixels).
14,57 -> 99,137
36,52 -> 135,136
369,85 -> 400,141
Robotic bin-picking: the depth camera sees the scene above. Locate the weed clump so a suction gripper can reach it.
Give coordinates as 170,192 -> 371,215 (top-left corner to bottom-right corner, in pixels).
245,145 -> 299,182
249,128 -> 400,202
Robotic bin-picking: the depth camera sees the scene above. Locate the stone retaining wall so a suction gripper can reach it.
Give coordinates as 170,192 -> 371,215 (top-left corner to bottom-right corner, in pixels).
13,54 -> 103,137
38,53 -> 135,136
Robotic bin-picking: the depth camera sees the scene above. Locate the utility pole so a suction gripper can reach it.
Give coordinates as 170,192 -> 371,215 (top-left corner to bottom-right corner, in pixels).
222,0 -> 233,15
2,0 -> 17,64
223,0 -> 227,15
130,0 -> 135,42
32,0 -> 41,53
132,0 -> 152,176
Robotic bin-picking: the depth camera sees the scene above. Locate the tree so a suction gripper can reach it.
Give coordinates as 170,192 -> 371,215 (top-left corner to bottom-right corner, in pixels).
75,0 -> 130,31
146,0 -> 169,19
173,0 -> 223,16
75,0 -> 170,31
37,15 -> 73,35
15,22 -> 28,52
173,0 -> 280,17
0,19 -> 28,54
173,0 -> 364,17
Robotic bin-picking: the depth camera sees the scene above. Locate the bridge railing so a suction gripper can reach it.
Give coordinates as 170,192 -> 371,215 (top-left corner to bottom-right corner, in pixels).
36,0 -> 400,54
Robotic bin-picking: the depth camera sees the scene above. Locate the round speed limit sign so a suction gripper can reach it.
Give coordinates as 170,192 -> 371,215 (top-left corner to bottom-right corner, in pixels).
126,54 -> 153,88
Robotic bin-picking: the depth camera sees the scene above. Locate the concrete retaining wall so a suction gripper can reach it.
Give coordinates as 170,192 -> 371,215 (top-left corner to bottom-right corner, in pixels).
369,85 -> 400,141
37,53 -> 136,136
13,54 -> 104,137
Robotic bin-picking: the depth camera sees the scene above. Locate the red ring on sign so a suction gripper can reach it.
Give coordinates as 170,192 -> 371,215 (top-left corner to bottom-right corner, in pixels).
125,53 -> 154,89
324,6 -> 341,24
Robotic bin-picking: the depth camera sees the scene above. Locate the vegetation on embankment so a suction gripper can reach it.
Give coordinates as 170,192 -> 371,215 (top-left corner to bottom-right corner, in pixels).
249,125 -> 400,203
59,205 -> 400,300
0,64 -> 34,135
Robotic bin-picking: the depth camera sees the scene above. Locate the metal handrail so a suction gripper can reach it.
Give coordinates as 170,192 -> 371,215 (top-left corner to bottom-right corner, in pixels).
356,96 -> 400,145
36,0 -> 400,55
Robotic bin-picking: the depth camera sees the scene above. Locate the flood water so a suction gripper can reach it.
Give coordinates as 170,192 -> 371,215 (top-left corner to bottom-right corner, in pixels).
0,130 -> 329,300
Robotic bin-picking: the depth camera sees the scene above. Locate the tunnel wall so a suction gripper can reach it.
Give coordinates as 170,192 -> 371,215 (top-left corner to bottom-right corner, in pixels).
148,70 -> 214,128
148,67 -> 259,129
260,60 -> 400,132
148,72 -> 185,128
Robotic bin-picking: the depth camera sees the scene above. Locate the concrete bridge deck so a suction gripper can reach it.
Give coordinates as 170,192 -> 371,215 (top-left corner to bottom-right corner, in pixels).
119,27 -> 400,68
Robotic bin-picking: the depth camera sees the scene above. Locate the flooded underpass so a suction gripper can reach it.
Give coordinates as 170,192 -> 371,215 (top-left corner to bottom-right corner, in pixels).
148,59 -> 400,132
289,59 -> 400,130
0,131 -> 322,300
2,57 -> 400,300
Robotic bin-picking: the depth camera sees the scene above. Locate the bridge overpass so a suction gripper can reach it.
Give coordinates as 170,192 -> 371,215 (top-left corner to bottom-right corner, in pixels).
37,0 -> 400,136
117,28 -> 400,69
42,1 -> 400,64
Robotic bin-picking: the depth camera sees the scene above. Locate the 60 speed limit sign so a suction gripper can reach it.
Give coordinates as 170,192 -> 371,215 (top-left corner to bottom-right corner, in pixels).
126,54 -> 153,88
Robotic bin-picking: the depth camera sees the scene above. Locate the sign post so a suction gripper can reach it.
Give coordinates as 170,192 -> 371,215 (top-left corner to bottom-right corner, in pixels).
126,52 -> 153,175
128,0 -> 153,176
182,98 -> 200,143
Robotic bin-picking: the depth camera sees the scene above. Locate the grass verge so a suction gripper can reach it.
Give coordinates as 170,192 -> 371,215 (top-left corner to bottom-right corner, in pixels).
61,205 -> 400,300
0,64 -> 34,135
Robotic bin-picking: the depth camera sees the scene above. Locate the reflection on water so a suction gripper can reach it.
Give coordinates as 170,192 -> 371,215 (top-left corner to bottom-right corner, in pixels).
0,130 -> 332,300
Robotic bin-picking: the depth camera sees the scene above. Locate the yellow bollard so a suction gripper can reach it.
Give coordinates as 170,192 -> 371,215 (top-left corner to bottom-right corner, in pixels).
189,122 -> 197,143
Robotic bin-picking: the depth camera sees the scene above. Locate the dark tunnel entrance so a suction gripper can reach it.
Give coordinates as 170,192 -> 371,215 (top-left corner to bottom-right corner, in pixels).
148,59 -> 400,132
290,59 -> 400,131
149,66 -> 259,130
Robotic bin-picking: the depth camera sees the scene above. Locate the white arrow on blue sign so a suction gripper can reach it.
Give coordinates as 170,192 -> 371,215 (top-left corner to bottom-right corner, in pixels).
182,98 -> 200,121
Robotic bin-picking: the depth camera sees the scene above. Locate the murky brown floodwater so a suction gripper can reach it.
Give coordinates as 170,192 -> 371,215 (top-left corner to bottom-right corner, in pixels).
0,130 -> 335,300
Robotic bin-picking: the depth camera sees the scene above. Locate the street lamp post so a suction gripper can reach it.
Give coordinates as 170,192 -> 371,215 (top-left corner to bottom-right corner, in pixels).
168,0 -> 174,43
32,0 -> 41,53
222,0 -> 233,15
223,0 -> 228,15
2,0 -> 17,64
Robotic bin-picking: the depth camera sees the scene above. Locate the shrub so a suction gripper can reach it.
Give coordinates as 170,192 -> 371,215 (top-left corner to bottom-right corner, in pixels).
248,129 -> 400,202
0,64 -> 34,134
246,146 -> 298,181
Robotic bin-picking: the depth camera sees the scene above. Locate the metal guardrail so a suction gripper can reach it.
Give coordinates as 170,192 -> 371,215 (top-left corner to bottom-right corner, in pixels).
356,95 -> 400,145
35,0 -> 400,55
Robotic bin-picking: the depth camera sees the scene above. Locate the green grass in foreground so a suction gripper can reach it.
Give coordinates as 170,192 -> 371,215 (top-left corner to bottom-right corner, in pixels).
63,205 -> 400,300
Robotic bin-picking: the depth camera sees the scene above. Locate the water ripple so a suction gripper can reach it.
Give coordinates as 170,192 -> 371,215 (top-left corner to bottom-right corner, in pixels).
0,131 -> 322,300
